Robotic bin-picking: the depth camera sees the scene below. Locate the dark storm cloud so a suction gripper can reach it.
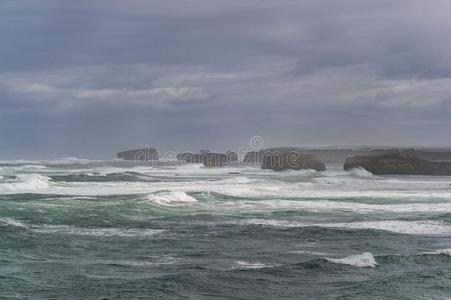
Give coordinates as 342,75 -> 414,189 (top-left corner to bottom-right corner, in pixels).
1,0 -> 451,158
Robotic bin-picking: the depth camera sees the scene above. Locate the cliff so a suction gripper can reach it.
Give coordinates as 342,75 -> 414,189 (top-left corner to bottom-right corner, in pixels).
260,147 -> 326,171
343,153 -> 451,175
245,148 -> 451,164
117,148 -> 159,161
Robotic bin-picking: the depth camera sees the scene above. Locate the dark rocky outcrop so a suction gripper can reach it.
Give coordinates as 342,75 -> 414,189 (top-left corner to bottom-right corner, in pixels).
343,153 -> 451,175
177,152 -> 202,163
226,151 -> 238,162
260,147 -> 326,171
245,148 -> 451,164
117,148 -> 159,161
243,151 -> 262,164
202,152 -> 228,168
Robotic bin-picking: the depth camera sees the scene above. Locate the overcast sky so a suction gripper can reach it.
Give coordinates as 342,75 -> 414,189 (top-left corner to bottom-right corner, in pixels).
1,0 -> 451,158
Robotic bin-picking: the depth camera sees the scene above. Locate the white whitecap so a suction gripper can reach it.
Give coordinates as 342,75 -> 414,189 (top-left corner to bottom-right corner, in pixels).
144,191 -> 198,207
290,250 -> 328,256
324,252 -> 377,268
348,167 -> 373,177
30,225 -> 164,237
0,174 -> 50,193
241,219 -> 451,235
0,217 -> 28,228
233,261 -> 276,269
421,248 -> 451,256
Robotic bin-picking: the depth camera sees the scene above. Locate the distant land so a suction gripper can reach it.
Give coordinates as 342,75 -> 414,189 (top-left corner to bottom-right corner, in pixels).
117,146 -> 451,164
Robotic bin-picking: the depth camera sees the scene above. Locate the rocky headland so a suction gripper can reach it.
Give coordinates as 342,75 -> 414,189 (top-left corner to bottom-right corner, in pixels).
117,148 -> 159,161
344,152 -> 451,175
259,147 -> 326,171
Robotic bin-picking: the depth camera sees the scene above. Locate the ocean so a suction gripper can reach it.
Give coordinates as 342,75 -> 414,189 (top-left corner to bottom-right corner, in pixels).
1,158 -> 451,299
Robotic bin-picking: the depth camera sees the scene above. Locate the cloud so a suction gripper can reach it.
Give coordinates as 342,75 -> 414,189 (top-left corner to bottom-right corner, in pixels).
1,0 -> 451,157
0,68 -> 209,110
2,61 -> 451,113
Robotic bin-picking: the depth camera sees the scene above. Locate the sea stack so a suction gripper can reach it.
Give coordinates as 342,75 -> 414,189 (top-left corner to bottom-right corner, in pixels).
260,147 -> 326,171
177,152 -> 203,163
202,152 -> 228,168
117,148 -> 159,161
344,152 -> 451,175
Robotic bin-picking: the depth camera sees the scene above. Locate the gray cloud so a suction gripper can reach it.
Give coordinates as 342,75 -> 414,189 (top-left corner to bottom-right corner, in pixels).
1,0 -> 451,158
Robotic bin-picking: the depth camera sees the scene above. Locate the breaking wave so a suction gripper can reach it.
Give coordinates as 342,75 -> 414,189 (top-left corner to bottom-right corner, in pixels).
241,219 -> 451,235
324,252 -> 377,268
31,225 -> 164,237
421,249 -> 451,256
348,167 -> 373,177
232,261 -> 278,270
0,174 -> 50,193
0,217 -> 28,228
0,217 -> 164,237
144,191 -> 198,207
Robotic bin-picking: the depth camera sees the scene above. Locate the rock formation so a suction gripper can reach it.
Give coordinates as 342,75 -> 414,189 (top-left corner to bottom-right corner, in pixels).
177,152 -> 202,163
202,152 -> 228,168
260,147 -> 326,171
243,151 -> 262,164
226,151 -> 238,162
117,148 -> 159,161
343,152 -> 451,175
245,148 -> 451,164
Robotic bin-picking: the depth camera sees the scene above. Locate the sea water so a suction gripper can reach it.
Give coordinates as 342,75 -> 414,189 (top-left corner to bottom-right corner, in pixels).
1,159 -> 451,299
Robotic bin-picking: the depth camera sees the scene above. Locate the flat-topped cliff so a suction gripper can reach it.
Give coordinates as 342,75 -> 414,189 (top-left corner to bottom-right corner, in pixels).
344,153 -> 451,175
117,148 -> 159,161
260,147 -> 326,171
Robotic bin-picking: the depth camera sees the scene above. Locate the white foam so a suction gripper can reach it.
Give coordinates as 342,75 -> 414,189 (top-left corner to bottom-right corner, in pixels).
242,219 -> 451,235
421,248 -> 451,256
324,252 -> 377,268
0,174 -> 50,193
0,217 -> 28,228
322,220 -> 451,235
30,225 -> 164,237
1,161 -> 451,203
290,250 -> 327,255
219,176 -> 255,184
0,218 -> 163,237
348,167 -> 373,177
233,261 -> 276,269
144,191 -> 198,207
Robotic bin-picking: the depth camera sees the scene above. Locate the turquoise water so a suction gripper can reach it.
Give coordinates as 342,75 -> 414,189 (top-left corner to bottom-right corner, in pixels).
1,159 -> 451,299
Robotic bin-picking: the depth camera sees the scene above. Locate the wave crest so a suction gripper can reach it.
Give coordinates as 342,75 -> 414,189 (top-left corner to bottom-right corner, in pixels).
348,167 -> 373,177
144,191 -> 198,207
324,252 -> 377,268
421,248 -> 451,256
0,174 -> 50,193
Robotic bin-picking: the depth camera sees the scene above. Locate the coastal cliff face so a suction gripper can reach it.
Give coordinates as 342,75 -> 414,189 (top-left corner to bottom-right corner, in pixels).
260,148 -> 326,171
245,148 -> 451,163
177,152 -> 202,163
117,148 -> 159,161
243,151 -> 261,164
344,153 -> 451,175
202,153 -> 228,168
